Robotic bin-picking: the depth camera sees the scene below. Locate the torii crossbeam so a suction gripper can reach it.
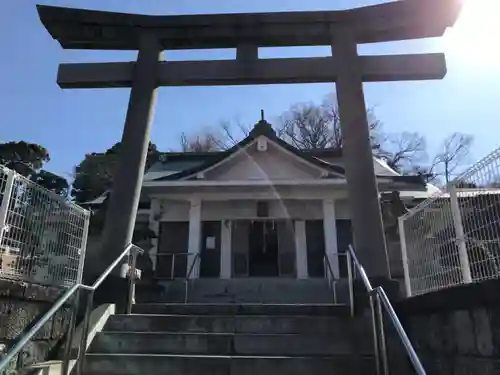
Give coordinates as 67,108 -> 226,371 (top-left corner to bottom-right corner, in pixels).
37,0 -> 462,280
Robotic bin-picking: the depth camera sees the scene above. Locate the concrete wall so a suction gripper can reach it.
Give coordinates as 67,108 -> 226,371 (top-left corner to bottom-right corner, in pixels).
201,200 -> 324,220
154,198 -> 351,222
395,279 -> 500,375
0,280 -> 72,374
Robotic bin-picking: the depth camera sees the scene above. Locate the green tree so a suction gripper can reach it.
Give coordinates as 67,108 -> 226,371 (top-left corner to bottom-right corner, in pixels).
0,141 -> 50,176
0,141 -> 69,196
72,142 -> 160,203
32,170 -> 70,197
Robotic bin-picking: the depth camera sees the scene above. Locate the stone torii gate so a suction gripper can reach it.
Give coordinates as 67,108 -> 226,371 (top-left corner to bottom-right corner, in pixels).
37,0 -> 462,280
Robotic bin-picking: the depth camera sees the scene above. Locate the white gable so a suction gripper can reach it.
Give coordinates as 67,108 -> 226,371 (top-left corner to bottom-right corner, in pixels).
318,156 -> 399,177
204,139 -> 326,181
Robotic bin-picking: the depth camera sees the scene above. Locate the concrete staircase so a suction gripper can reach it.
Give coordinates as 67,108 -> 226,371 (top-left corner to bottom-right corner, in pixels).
84,304 -> 377,374
81,279 -> 380,374
83,305 -> 379,374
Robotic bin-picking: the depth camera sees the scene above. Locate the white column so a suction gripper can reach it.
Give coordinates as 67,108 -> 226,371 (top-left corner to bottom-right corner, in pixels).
449,186 -> 472,283
295,220 -> 308,279
398,217 -> 412,297
220,219 -> 232,279
187,198 -> 202,279
323,199 -> 340,279
0,169 -> 15,246
148,198 -> 161,272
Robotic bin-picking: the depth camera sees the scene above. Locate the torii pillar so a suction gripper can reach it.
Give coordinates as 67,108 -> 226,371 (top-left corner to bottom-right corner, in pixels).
98,34 -> 162,271
333,28 -> 389,277
36,0 -> 462,281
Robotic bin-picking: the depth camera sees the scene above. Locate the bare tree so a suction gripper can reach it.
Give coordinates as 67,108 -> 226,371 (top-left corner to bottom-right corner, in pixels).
219,120 -> 251,148
277,93 -> 383,150
433,132 -> 474,184
278,102 -> 333,149
179,131 -> 222,152
401,132 -> 474,185
178,120 -> 252,152
380,132 -> 427,173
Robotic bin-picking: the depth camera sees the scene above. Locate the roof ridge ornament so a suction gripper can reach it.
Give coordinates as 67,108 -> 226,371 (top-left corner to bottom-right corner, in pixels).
250,109 -> 275,137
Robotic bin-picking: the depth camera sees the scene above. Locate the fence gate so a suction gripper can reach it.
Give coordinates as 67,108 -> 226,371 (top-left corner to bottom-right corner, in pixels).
0,165 -> 90,288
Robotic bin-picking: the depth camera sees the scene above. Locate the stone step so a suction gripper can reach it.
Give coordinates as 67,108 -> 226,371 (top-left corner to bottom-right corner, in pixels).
83,354 -> 376,375
89,332 -> 372,356
104,314 -> 360,335
131,303 -> 350,316
138,278 -> 341,304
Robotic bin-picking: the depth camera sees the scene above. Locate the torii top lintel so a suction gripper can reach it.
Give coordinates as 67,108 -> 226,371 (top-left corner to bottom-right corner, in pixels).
37,0 -> 462,51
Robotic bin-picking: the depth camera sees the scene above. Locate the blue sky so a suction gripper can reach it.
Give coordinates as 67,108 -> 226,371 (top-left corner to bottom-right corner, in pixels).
1,0 -> 499,179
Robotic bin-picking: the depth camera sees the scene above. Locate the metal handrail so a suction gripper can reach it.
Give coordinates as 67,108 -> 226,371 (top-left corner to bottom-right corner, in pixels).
0,243 -> 144,375
186,253 -> 200,279
323,253 -> 354,311
154,252 -> 198,281
323,254 -> 335,299
184,253 -> 200,303
345,244 -> 426,375
323,254 -> 339,304
152,252 -> 200,303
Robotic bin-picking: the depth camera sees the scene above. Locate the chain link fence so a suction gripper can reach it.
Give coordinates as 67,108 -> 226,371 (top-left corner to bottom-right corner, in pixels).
399,147 -> 500,296
0,165 -> 90,288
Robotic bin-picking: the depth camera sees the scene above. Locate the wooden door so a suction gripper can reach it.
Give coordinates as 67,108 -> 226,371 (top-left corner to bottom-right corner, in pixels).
231,220 -> 249,277
306,220 -> 325,277
200,221 -> 221,278
156,222 -> 188,278
277,220 -> 296,277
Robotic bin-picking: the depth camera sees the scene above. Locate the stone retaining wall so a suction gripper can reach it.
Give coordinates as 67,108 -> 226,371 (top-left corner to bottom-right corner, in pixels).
0,279 -> 73,375
395,278 -> 500,375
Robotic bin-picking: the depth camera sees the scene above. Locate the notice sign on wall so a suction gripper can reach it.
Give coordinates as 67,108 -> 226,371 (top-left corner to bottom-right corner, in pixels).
206,236 -> 216,249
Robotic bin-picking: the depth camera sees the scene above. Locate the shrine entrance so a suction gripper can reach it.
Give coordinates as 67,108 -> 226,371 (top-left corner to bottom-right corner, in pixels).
249,221 -> 280,277
37,0 -> 462,279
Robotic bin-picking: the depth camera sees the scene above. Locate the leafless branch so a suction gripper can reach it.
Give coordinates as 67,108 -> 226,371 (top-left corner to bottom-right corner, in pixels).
433,132 -> 474,184
380,132 -> 427,172
277,93 -> 382,151
179,130 -> 222,152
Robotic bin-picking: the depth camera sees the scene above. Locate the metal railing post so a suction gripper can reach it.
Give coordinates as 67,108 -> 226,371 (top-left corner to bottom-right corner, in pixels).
375,293 -> 389,375
449,185 -> 472,284
76,211 -> 91,285
323,254 -> 338,304
0,169 -> 16,245
184,253 -> 200,303
346,251 -> 354,317
398,217 -> 412,297
171,253 -> 176,280
126,247 -> 138,315
370,294 -> 381,375
76,290 -> 94,375
60,289 -> 81,375
332,279 -> 338,304
323,257 -> 327,281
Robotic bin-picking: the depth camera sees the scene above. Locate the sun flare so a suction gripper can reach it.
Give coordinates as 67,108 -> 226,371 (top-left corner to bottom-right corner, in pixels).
445,0 -> 500,64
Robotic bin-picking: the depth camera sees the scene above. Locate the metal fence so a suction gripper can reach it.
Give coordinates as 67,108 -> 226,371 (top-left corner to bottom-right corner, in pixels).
399,147 -> 500,296
0,165 -> 90,288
